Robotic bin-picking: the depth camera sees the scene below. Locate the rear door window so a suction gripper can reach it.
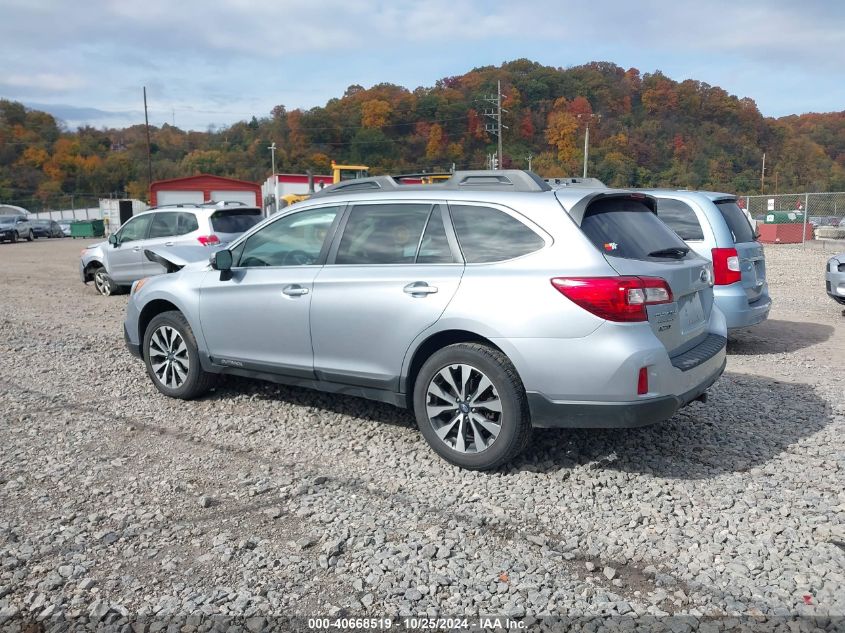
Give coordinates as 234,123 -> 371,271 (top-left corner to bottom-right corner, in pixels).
581,198 -> 691,260
656,198 -> 704,240
335,203 -> 432,265
449,204 -> 544,263
715,200 -> 755,243
210,208 -> 262,234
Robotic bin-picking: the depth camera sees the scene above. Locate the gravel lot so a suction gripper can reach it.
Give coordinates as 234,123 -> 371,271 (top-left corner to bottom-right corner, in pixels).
1,238 -> 844,630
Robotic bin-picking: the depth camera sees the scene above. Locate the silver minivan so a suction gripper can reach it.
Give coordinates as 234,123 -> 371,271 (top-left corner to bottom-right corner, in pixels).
80,203 -> 263,296
649,191 -> 771,330
123,171 -> 727,470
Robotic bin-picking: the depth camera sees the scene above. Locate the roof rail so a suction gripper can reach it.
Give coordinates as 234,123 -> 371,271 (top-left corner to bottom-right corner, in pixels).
204,200 -> 248,206
312,169 -> 551,198
544,177 -> 607,189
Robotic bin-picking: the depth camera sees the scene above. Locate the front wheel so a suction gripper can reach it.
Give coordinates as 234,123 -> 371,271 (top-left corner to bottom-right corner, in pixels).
413,343 -> 532,470
143,311 -> 216,399
27,231 -> 35,241
92,268 -> 118,296
10,231 -> 18,243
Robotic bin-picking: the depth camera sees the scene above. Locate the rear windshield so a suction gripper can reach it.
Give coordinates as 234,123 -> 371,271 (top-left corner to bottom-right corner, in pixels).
581,198 -> 691,260
715,200 -> 755,243
210,208 -> 262,234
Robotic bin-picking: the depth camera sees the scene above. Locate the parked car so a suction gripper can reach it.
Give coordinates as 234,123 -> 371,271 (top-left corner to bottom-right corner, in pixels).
648,191 -> 771,330
827,253 -> 845,305
58,221 -> 72,237
123,170 -> 727,470
30,218 -> 64,238
0,215 -> 35,242
80,203 -> 263,296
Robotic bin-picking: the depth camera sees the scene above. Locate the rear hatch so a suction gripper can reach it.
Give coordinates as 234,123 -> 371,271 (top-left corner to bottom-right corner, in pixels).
565,193 -> 715,357
713,198 -> 766,303
209,208 -> 263,243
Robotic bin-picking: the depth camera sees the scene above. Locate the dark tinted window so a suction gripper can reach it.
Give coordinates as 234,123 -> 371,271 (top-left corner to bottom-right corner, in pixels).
238,207 -> 339,267
417,207 -> 454,264
656,198 -> 704,240
449,204 -> 544,263
335,204 -> 431,265
210,208 -> 262,234
149,212 -> 198,238
118,214 -> 153,243
715,200 -> 755,244
581,198 -> 690,260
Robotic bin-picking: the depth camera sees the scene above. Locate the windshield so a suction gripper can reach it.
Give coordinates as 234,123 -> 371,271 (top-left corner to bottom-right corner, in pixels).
715,200 -> 755,243
581,197 -> 692,261
210,208 -> 262,234
0,216 -> 17,223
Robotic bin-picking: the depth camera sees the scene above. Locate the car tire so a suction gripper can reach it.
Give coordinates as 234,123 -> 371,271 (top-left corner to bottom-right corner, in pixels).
27,231 -> 35,241
92,267 -> 119,297
413,343 -> 532,470
10,231 -> 18,243
143,311 -> 216,400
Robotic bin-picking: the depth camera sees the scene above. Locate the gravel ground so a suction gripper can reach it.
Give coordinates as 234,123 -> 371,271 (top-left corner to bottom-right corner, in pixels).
1,238 -> 843,631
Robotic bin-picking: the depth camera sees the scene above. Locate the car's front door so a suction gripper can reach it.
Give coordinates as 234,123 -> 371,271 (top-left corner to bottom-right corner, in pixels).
198,205 -> 343,376
106,214 -> 153,283
310,202 -> 464,390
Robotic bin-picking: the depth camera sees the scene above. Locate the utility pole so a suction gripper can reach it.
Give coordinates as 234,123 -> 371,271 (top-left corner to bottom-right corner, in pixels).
268,142 -> 278,215
143,87 -> 153,189
483,80 -> 507,169
761,152 -> 766,192
526,153 -> 533,172
577,113 -> 600,178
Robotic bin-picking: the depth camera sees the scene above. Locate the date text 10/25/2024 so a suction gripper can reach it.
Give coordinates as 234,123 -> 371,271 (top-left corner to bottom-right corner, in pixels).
307,617 -> 526,630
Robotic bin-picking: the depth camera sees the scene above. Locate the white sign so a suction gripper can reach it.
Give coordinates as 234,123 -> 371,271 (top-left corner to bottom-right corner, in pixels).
767,198 -> 775,211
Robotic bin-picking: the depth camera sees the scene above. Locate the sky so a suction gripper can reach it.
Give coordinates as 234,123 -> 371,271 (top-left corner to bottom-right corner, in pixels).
1,0 -> 843,131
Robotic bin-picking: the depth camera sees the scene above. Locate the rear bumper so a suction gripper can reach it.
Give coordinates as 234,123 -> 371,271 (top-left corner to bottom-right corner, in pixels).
529,357 -> 726,429
715,285 -> 771,330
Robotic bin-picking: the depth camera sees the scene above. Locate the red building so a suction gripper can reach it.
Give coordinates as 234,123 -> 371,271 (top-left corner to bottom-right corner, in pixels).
149,174 -> 261,207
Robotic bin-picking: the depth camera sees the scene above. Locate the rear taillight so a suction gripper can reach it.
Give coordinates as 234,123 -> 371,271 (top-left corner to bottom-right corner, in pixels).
711,248 -> 741,285
198,234 -> 220,246
550,276 -> 673,322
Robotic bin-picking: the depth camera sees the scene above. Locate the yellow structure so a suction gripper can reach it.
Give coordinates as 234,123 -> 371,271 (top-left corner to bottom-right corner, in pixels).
279,162 -> 370,208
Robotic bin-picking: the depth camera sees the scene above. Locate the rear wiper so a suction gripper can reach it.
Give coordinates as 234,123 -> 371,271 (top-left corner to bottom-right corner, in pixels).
648,247 -> 690,259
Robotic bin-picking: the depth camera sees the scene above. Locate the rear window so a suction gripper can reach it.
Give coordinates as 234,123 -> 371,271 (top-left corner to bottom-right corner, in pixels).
581,198 -> 691,260
210,208 -> 262,234
715,200 -> 755,243
655,198 -> 704,240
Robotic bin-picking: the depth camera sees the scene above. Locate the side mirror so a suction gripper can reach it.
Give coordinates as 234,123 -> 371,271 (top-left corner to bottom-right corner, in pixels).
108,234 -> 118,246
210,249 -> 233,271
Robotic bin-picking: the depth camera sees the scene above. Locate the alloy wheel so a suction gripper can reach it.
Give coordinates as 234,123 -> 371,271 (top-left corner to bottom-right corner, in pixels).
425,363 -> 502,454
93,270 -> 112,296
148,325 -> 189,389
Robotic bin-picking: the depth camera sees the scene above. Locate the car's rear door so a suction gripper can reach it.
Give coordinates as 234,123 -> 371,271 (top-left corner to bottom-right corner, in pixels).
570,194 -> 717,357
713,198 -> 767,304
310,202 -> 463,391
142,211 -> 200,276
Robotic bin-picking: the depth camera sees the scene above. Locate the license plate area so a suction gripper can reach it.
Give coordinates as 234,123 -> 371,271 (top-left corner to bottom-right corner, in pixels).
679,292 -> 705,334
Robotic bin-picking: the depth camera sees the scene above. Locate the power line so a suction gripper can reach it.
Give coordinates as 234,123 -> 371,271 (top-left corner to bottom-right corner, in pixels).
482,80 -> 507,169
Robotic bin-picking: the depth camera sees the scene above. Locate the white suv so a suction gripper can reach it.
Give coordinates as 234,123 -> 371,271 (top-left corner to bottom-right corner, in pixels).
80,202 -> 262,296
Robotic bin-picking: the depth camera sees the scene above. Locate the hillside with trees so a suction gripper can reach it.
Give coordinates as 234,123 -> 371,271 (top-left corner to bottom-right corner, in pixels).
1,60 -> 844,210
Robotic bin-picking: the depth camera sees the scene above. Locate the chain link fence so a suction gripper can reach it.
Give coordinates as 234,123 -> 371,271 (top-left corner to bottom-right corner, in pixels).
742,192 -> 845,241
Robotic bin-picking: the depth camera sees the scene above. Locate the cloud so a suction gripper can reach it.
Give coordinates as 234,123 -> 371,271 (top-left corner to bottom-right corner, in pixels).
3,73 -> 86,92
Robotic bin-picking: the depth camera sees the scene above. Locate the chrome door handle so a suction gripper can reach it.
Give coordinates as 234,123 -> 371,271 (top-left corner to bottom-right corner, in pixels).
403,282 -> 438,296
164,241 -> 174,246
282,284 -> 309,297
132,247 -> 141,252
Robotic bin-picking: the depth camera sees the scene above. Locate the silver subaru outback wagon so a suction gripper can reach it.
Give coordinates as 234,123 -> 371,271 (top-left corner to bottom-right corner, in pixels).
123,171 -> 727,470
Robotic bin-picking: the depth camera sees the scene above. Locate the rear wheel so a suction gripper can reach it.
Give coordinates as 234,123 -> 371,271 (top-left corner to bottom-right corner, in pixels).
143,311 -> 215,399
10,231 -> 18,243
413,343 -> 532,470
27,231 -> 35,241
